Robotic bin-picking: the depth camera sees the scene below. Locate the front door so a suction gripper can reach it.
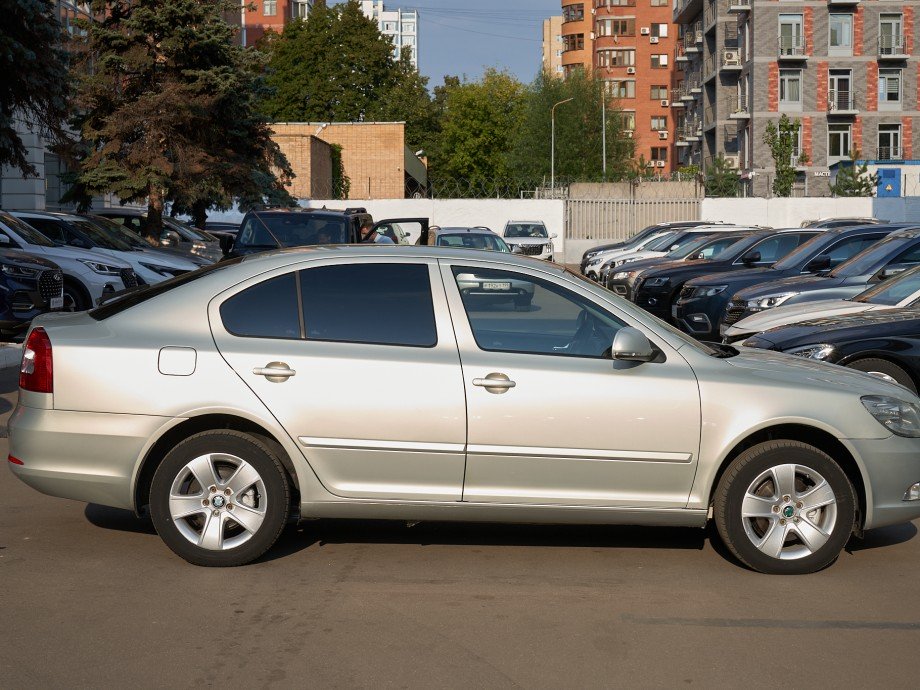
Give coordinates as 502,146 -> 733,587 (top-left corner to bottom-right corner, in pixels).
440,260 -> 701,508
210,256 -> 467,502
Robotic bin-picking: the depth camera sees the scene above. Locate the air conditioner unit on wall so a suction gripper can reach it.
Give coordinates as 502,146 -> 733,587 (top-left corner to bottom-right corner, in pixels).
656,160 -> 666,168
650,37 -> 659,44
590,32 -> 596,40
647,160 -> 656,167
624,130 -> 634,138
724,155 -> 740,169
626,67 -> 636,74
723,50 -> 740,66
640,27 -> 650,35
658,131 -> 669,139
660,99 -> 670,107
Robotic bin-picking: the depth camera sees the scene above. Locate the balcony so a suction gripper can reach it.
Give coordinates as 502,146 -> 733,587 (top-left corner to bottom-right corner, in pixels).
703,105 -> 717,130
877,146 -> 903,161
679,84 -> 695,101
704,0 -> 717,33
778,36 -> 807,60
670,88 -> 687,106
727,0 -> 751,13
673,0 -> 703,25
675,44 -> 689,63
827,0 -> 859,5
827,89 -> 857,115
879,35 -> 908,60
728,93 -> 750,119
789,149 -> 809,169
703,53 -> 717,82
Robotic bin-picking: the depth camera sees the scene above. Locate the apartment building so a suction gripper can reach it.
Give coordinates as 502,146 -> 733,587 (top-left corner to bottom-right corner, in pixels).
543,16 -> 566,78
234,0 -> 321,46
674,0 -> 919,196
360,1 -> 419,69
560,1 -> 679,173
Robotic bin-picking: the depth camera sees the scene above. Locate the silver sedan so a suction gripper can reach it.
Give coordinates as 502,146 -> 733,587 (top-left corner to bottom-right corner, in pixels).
9,247 -> 920,573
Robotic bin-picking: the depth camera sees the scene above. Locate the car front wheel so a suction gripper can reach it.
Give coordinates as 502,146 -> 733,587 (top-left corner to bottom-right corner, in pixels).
150,430 -> 290,566
713,440 -> 856,574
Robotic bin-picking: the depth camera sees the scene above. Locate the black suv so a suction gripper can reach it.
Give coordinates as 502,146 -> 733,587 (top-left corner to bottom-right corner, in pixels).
224,207 -> 429,258
675,223 -> 909,341
0,249 -> 63,341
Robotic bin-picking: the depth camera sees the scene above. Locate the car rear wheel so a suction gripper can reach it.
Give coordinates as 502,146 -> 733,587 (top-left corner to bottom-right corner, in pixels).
150,430 -> 290,566
713,440 -> 855,574
846,358 -> 916,393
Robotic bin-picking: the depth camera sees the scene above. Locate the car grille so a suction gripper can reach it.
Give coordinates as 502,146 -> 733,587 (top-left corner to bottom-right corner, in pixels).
723,300 -> 747,326
679,285 -> 695,300
520,244 -> 546,256
38,270 -> 63,303
120,268 -> 139,288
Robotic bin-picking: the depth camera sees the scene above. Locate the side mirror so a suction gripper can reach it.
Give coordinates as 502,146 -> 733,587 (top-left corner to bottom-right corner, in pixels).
160,230 -> 181,247
741,250 -> 762,266
804,254 -> 832,272
511,245 -> 523,254
611,327 -> 656,363
550,233 -> 558,239
218,234 -> 234,256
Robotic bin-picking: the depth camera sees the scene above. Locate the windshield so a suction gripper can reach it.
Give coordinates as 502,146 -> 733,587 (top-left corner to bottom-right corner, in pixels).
505,223 -> 548,239
86,215 -> 150,248
642,231 -> 678,252
828,235 -> 914,278
854,265 -> 920,305
437,233 -> 510,252
770,232 -> 830,271
237,214 -> 349,249
0,213 -> 57,247
163,218 -> 214,243
69,218 -> 135,251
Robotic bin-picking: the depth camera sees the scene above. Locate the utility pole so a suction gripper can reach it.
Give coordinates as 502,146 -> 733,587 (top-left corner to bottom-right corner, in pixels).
551,98 -> 574,195
602,97 -> 607,181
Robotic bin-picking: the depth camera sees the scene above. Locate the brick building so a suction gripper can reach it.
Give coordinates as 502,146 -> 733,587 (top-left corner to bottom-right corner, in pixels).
543,16 -> 565,78
231,0 -> 322,46
674,0 -> 920,196
559,1 -> 679,173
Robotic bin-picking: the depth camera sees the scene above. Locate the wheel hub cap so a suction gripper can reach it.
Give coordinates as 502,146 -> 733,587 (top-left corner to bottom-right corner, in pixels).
782,505 -> 795,518
212,495 -> 226,509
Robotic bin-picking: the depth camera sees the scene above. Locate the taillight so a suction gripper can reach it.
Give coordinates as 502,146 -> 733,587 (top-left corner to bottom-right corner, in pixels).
20,327 -> 53,394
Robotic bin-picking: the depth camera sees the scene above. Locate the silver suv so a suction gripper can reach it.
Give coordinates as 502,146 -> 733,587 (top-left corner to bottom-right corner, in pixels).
9,247 -> 920,573
502,221 -> 556,261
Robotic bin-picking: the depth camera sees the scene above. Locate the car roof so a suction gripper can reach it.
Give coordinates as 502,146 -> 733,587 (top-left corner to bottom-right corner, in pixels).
432,227 -> 498,235
95,208 -> 146,216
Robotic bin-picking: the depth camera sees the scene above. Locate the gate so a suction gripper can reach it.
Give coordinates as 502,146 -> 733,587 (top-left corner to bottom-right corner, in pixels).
565,198 -> 702,241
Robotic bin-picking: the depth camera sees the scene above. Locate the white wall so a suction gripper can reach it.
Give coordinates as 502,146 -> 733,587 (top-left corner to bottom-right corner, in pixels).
699,197 -> 876,228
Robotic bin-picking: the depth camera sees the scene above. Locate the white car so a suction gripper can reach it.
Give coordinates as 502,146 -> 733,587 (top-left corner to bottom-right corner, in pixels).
583,231 -> 678,280
0,212 -> 136,311
727,264 -> 920,343
502,220 -> 556,261
13,211 -> 200,286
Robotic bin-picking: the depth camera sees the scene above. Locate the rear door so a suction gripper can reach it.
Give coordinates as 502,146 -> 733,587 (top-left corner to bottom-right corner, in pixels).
374,218 -> 430,245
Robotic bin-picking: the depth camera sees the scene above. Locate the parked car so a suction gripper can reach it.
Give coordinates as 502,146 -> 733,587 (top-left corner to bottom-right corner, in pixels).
604,231 -> 755,297
93,208 -> 223,263
11,246 -> 920,574
580,220 -> 721,273
679,223 -> 906,341
203,221 -> 241,240
638,229 -> 819,325
84,214 -> 211,267
743,308 -> 920,393
0,250 -> 63,341
421,226 -> 512,252
724,265 -> 920,343
225,207 -> 429,258
803,217 -> 885,229
0,211 -> 136,311
583,230 -> 679,280
727,227 -> 920,330
12,211 -> 199,285
502,220 -> 556,261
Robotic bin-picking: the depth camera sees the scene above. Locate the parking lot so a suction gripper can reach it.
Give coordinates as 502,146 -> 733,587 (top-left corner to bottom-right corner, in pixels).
2,361 -> 920,689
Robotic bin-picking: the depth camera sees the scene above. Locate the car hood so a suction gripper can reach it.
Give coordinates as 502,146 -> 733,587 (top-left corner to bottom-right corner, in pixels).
725,299 -> 874,338
725,345 -> 916,399
0,248 -> 60,271
504,237 -> 551,246
744,307 -> 920,348
30,244 -> 133,268
611,250 -> 666,265
684,265 -> 784,288
732,273 -> 837,300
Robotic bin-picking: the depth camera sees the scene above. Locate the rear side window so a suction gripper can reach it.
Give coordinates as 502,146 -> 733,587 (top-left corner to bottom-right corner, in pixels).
826,234 -> 885,264
300,263 -> 437,347
220,274 -> 301,339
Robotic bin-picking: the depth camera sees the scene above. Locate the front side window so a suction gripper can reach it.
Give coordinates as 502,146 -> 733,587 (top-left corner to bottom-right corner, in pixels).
452,267 -> 626,359
879,69 -> 902,109
829,14 -> 853,56
825,235 -> 887,266
878,124 -> 902,160
744,233 -> 813,264
220,273 -> 300,339
301,263 -> 437,347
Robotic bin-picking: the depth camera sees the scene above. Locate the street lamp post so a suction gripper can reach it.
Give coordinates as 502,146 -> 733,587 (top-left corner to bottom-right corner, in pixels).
551,97 -> 574,195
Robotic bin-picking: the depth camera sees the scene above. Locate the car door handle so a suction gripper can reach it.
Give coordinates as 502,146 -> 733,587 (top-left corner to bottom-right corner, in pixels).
252,362 -> 296,381
473,373 -> 516,393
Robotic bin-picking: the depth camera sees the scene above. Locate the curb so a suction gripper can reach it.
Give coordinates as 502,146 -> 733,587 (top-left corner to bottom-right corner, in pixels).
0,344 -> 22,370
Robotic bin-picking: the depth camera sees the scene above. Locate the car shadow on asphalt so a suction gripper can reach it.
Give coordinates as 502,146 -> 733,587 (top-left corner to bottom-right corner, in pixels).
846,521 -> 917,552
84,504 -> 157,535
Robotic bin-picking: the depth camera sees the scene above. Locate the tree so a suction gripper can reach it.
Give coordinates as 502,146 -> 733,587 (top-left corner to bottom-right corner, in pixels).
831,151 -> 879,197
0,0 -> 71,176
69,0 -> 292,235
704,155 -> 740,197
763,115 -> 806,197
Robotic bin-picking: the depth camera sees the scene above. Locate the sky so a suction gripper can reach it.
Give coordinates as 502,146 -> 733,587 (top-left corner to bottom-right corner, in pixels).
407,1 -> 560,87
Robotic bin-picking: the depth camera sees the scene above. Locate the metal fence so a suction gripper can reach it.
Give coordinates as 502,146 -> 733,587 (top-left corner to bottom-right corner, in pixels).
565,198 -> 702,241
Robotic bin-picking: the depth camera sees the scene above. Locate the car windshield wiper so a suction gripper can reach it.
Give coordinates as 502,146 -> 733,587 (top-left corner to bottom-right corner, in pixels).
707,342 -> 739,358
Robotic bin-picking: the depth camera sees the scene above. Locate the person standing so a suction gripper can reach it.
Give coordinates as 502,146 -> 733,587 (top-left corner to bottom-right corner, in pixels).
360,220 -> 395,244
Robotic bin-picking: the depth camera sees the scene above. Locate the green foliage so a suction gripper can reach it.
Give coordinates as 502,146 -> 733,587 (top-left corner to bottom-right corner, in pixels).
763,115 -> 805,197
831,151 -> 880,197
0,0 -> 72,175
678,164 -> 700,178
69,0 -> 292,234
704,155 -> 740,197
330,144 -> 350,200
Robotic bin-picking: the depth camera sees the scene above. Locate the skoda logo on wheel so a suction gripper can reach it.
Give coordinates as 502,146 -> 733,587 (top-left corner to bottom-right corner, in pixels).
782,505 -> 795,518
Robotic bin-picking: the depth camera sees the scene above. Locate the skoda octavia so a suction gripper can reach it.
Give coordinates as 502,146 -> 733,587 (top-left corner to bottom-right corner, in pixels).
9,247 -> 920,574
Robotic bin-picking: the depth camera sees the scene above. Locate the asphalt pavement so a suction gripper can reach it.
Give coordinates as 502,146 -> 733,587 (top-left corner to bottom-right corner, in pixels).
2,365 -> 920,688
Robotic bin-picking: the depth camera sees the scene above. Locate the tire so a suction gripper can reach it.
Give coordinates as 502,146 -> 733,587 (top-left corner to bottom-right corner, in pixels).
713,440 -> 856,574
150,430 -> 290,566
62,281 -> 89,312
846,358 -> 917,393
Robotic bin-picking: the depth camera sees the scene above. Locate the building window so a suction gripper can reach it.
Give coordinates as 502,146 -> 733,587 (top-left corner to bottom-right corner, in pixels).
878,124 -> 902,160
651,24 -> 668,38
607,80 -> 635,98
829,69 -> 853,111
778,14 -> 804,56
403,23 -> 416,34
403,35 -> 416,46
596,0 -> 636,6
562,4 -> 585,22
563,34 -> 585,52
263,0 -> 276,17
829,14 -> 853,56
879,69 -> 902,109
828,124 -> 852,163
650,0 -> 667,5
597,49 -> 635,67
651,147 -> 668,162
651,54 -> 668,69
382,21 -> 397,32
879,14 -> 904,55
651,116 -> 667,130
597,18 -> 635,36
779,69 -> 802,110
650,85 -> 668,100
622,112 -> 636,130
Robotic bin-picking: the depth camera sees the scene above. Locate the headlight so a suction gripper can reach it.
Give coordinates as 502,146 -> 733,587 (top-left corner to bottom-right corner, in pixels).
747,292 -> 798,310
78,259 -> 122,276
691,285 -> 728,298
861,395 -> 920,437
644,276 -> 670,288
139,261 -> 179,277
613,271 -> 630,280
785,343 -> 835,360
0,264 -> 38,278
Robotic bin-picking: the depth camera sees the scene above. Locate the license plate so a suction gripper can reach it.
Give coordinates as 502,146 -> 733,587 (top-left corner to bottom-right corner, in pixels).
50,297 -> 64,310
483,281 -> 511,291
719,324 -> 728,336
671,304 -> 679,318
